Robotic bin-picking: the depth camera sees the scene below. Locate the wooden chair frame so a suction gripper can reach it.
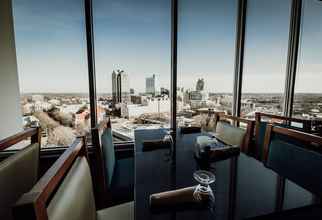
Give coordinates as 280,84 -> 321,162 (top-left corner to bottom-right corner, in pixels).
204,110 -> 225,131
0,127 -> 41,152
262,125 -> 322,210
255,112 -> 312,159
262,124 -> 322,165
215,114 -> 255,154
210,111 -> 225,130
179,110 -> 225,134
13,136 -> 87,220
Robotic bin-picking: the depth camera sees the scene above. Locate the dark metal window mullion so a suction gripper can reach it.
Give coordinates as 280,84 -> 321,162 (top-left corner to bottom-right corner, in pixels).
84,0 -> 98,128
232,0 -> 247,117
284,0 -> 302,117
171,0 -> 178,131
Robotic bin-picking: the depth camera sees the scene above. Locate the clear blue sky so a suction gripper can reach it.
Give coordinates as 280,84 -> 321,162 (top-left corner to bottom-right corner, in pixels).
12,0 -> 322,94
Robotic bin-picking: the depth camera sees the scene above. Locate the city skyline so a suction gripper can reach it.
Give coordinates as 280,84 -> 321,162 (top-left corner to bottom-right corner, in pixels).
12,0 -> 322,94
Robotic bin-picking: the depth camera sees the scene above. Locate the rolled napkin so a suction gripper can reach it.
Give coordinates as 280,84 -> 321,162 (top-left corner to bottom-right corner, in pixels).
142,139 -> 171,152
149,186 -> 197,209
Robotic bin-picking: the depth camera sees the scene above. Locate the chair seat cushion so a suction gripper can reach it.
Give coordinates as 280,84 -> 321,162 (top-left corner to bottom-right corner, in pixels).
96,201 -> 134,220
110,158 -> 134,203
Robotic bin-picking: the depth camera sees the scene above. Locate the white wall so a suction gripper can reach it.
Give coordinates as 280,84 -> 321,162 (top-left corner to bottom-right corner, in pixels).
127,99 -> 171,117
0,0 -> 22,139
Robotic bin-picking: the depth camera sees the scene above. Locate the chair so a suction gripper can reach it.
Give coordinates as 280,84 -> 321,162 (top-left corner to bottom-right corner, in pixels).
254,112 -> 312,160
0,127 -> 41,220
263,125 -> 322,198
214,114 -> 255,154
13,137 -> 133,220
92,119 -> 134,206
198,110 -> 225,132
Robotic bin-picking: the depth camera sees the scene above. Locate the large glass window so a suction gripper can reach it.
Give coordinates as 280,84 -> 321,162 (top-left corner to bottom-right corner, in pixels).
94,0 -> 171,141
293,1 -> 322,118
292,0 -> 322,133
241,0 -> 292,119
177,0 -> 237,131
13,0 -> 89,148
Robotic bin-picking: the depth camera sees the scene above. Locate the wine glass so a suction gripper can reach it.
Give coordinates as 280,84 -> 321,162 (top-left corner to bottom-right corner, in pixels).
163,130 -> 174,161
193,170 -> 215,202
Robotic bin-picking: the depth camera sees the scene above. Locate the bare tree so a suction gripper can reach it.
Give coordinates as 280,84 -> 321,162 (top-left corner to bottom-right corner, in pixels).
47,126 -> 75,146
33,112 -> 59,129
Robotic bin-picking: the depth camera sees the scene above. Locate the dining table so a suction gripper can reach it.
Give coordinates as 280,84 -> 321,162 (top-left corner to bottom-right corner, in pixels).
134,128 -> 318,220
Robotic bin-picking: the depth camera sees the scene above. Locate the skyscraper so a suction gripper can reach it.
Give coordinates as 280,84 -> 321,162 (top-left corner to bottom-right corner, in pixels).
146,74 -> 156,95
111,70 -> 130,105
112,71 -> 117,104
196,78 -> 205,91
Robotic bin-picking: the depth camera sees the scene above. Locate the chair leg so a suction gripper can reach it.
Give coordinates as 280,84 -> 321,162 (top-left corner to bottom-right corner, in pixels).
275,175 -> 285,212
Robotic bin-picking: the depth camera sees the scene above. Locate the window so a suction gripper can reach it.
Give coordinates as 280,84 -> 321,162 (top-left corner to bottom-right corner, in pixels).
292,0 -> 322,134
240,0 -> 292,119
293,0 -> 322,119
13,0 -> 89,148
177,0 -> 237,131
94,0 -> 171,141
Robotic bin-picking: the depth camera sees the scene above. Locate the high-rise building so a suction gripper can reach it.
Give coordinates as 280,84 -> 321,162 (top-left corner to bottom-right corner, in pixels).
111,69 -> 130,105
196,78 -> 205,91
146,74 -> 156,95
112,71 -> 117,104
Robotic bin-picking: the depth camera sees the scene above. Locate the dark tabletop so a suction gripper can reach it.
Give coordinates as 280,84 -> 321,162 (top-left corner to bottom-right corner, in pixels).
134,129 -> 316,220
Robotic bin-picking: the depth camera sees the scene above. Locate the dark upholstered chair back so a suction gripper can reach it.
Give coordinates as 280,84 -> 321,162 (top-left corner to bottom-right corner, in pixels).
91,118 -> 117,207
255,112 -> 311,160
96,120 -> 134,205
100,126 -> 115,187
256,121 -> 268,158
263,125 -> 322,197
